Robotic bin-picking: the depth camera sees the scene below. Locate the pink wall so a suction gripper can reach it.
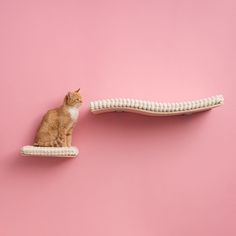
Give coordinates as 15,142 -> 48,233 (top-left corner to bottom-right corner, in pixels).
0,0 -> 235,235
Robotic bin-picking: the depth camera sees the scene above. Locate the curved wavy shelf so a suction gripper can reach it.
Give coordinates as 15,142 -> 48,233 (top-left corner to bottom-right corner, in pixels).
90,95 -> 224,116
21,146 -> 79,157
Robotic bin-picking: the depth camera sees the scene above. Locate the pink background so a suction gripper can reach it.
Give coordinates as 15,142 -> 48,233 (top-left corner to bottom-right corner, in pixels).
0,0 -> 235,235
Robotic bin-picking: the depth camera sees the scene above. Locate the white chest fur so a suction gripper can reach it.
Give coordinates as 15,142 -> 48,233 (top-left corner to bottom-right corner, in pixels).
67,107 -> 79,122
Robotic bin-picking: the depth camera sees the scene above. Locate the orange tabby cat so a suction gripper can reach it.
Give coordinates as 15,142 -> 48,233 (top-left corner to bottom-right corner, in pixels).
34,89 -> 82,147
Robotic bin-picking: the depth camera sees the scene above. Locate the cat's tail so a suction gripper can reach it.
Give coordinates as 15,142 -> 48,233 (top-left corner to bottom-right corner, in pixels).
33,137 -> 64,147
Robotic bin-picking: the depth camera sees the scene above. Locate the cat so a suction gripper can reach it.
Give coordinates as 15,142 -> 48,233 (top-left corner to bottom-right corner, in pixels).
34,89 -> 83,147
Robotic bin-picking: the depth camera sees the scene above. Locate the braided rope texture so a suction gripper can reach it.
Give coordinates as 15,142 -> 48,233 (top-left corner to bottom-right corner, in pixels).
21,146 -> 79,157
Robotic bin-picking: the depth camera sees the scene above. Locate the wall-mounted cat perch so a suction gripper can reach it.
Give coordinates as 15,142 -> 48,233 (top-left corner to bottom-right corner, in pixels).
90,95 -> 224,116
21,93 -> 224,158
21,89 -> 82,158
21,146 -> 79,157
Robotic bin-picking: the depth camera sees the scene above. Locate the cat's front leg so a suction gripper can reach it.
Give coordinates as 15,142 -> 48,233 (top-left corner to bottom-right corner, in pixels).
57,125 -> 67,147
66,127 -> 73,147
66,134 -> 72,147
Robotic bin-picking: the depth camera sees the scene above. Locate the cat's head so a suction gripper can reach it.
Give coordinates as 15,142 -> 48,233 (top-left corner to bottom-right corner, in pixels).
64,89 -> 83,107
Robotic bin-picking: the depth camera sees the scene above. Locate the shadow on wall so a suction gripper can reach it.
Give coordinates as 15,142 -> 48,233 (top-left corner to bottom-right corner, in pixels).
9,149 -> 75,170
75,107 -> 213,160
77,107 -> 212,139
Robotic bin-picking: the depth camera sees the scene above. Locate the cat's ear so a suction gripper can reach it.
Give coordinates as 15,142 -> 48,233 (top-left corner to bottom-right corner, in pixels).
76,88 -> 80,93
68,92 -> 72,97
65,92 -> 72,104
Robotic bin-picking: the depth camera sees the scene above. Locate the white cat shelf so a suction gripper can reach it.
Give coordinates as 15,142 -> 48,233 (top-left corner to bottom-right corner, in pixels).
21,89 -> 82,158
90,95 -> 224,116
21,146 -> 79,157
